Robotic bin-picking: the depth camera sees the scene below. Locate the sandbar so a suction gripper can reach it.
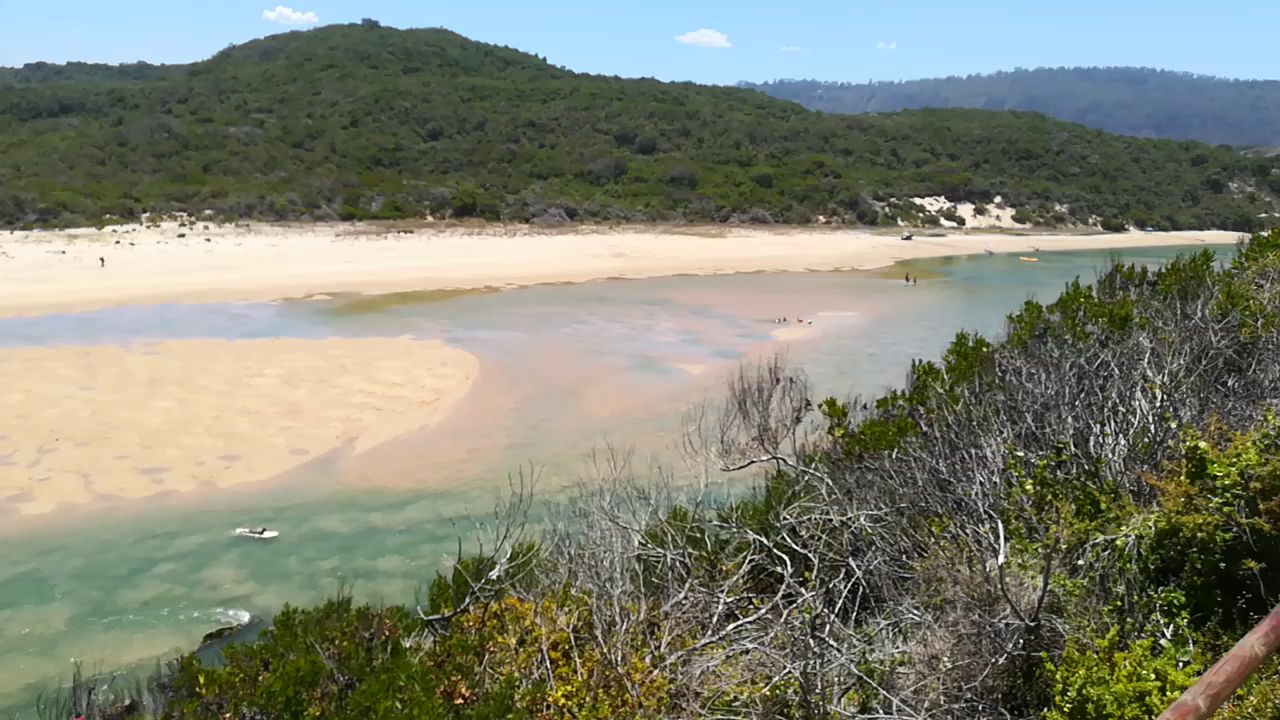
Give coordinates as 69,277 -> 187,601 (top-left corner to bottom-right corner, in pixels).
0,337 -> 478,515
0,223 -> 1243,317
771,324 -> 818,342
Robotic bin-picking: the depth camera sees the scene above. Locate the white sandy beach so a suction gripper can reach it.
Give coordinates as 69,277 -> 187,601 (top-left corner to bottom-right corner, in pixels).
0,337 -> 478,515
0,222 -> 1243,317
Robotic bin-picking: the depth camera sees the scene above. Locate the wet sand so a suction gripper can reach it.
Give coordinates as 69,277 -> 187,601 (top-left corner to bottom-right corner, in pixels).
0,337 -> 478,515
0,222 -> 1240,317
771,324 -> 818,342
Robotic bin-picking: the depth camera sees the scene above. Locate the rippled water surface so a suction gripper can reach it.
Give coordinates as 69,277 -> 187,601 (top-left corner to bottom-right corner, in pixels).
0,245 -> 1227,710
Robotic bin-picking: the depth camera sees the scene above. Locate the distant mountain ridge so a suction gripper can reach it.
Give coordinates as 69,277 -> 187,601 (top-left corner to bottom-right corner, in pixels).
1,28 -> 1277,230
740,67 -> 1280,147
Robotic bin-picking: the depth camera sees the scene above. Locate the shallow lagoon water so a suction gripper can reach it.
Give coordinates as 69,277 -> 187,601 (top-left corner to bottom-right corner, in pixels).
0,245 -> 1227,710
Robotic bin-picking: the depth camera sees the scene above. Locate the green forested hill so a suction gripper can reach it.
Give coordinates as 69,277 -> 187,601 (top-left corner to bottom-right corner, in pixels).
1,25 -> 1277,229
741,68 -> 1280,147
0,61 -> 178,86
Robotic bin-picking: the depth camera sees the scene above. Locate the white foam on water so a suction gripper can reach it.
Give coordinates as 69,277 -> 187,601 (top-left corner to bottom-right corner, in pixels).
211,607 -> 251,626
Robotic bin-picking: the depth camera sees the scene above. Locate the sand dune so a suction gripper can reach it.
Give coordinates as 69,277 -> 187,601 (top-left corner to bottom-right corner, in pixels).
0,337 -> 478,515
0,222 -> 1242,317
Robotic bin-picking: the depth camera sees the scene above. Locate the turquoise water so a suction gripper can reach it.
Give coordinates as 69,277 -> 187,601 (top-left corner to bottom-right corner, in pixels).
0,245 -> 1227,711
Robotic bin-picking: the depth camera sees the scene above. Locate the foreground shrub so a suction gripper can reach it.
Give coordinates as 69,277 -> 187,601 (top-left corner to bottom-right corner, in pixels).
1148,418 -> 1280,639
1043,630 -> 1202,720
162,589 -> 680,720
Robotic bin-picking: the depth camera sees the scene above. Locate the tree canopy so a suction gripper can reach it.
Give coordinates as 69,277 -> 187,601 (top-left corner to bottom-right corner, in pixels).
2,28 -> 1277,230
742,67 -> 1280,147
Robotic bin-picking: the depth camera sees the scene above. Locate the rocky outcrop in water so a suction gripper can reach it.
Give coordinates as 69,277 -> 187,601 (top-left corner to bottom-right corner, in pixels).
199,624 -> 242,645
194,615 -> 269,665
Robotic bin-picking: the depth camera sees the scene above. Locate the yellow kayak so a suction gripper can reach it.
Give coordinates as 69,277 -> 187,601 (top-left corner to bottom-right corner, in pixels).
1019,256 -> 1040,263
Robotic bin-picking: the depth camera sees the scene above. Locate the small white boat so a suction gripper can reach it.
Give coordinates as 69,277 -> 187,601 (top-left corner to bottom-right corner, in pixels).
234,527 -> 279,539
900,231 -> 914,241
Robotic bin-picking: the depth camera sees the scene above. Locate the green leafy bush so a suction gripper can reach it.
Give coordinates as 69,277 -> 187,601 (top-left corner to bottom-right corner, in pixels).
1147,418 -> 1280,636
1043,630 -> 1202,720
162,590 -> 678,720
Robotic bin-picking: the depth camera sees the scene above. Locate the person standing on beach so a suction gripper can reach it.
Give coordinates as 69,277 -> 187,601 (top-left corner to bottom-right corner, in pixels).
99,257 -> 105,268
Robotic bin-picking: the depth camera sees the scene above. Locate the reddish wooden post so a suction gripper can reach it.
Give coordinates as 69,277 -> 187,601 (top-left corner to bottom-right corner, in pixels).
1159,603 -> 1280,720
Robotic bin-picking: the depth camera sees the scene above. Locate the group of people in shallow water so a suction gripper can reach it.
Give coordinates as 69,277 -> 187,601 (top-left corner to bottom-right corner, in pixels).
773,317 -> 814,325
904,273 -> 919,285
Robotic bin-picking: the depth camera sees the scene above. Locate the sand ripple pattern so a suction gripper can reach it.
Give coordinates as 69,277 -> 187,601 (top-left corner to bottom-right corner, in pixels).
0,337 -> 478,514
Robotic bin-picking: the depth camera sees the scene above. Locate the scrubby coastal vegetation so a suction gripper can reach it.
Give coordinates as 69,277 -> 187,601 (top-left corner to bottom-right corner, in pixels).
1,24 -> 1277,231
39,230 -> 1280,718
742,68 -> 1280,148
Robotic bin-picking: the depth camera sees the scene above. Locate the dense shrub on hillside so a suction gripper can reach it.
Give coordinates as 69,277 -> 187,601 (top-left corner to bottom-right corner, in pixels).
1042,630 -> 1203,720
1,25 -> 1277,229
160,592 -> 678,720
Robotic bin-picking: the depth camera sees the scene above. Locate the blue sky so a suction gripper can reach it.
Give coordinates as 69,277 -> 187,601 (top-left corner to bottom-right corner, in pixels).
2,0 -> 1277,84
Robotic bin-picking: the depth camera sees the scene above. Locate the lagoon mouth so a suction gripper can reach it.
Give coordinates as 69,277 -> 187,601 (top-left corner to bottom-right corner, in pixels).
0,245 -> 1224,712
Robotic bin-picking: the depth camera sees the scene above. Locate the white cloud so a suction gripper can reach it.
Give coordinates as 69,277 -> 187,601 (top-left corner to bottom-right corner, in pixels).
780,45 -> 804,53
262,5 -> 319,25
675,28 -> 731,49
875,40 -> 898,51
